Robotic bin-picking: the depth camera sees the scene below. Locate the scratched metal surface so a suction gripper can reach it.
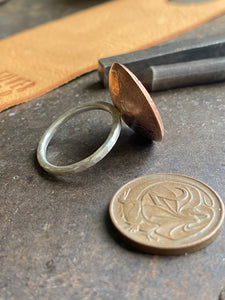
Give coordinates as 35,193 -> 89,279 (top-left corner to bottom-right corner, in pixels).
0,1 -> 225,299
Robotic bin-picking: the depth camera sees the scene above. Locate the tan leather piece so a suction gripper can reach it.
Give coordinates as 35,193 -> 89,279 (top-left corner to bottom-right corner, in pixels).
0,0 -> 225,112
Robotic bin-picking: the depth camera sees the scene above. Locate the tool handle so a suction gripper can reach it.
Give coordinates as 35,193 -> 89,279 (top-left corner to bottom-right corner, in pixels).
148,56 -> 225,91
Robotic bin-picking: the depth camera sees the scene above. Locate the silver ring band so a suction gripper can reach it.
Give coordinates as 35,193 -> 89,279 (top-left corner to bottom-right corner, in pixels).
37,101 -> 121,175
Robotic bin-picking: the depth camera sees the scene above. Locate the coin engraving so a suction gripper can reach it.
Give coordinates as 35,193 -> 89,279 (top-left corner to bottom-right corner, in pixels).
110,174 -> 224,255
119,182 -> 215,242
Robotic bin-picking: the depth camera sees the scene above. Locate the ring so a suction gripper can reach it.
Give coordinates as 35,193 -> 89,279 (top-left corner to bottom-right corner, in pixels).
37,101 -> 121,175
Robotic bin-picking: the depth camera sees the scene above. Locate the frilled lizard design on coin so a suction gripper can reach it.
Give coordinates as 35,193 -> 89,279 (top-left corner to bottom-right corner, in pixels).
110,174 -> 224,255
119,182 -> 215,242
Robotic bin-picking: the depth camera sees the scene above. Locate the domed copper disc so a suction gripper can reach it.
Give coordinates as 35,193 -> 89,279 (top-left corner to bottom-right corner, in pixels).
109,173 -> 224,255
109,63 -> 164,141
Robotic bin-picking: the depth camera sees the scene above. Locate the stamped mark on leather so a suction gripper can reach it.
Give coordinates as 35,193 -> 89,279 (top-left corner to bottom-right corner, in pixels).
0,71 -> 35,97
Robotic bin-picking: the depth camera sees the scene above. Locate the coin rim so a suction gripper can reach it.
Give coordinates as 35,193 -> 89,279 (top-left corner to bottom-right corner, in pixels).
109,173 -> 224,255
109,63 -> 164,141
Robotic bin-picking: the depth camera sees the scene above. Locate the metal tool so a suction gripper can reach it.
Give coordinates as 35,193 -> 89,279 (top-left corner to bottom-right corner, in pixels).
98,34 -> 225,91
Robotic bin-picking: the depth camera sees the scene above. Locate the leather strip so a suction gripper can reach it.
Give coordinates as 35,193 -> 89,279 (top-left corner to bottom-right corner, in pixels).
0,0 -> 225,111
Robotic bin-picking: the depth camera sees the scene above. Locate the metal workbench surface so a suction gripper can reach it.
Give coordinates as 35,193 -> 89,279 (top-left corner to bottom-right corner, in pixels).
0,1 -> 225,299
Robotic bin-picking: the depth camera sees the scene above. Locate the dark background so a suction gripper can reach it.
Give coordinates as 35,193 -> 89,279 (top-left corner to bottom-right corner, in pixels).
0,1 -> 225,299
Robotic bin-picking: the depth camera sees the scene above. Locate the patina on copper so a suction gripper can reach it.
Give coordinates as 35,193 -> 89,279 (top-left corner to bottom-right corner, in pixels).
109,63 -> 164,141
109,173 -> 224,255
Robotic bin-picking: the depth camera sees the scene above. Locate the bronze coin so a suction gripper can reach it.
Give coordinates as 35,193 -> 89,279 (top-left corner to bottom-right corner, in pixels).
109,173 -> 224,255
109,63 -> 164,141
